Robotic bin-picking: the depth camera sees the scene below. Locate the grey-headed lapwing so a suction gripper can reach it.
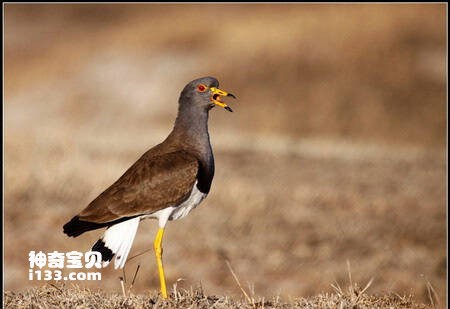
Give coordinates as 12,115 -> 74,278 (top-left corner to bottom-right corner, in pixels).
63,77 -> 236,298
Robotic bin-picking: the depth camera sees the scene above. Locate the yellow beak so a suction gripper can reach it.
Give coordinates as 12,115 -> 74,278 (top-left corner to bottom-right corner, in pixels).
210,87 -> 236,112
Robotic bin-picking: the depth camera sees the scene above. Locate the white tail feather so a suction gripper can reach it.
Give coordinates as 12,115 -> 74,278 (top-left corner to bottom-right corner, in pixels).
101,217 -> 140,269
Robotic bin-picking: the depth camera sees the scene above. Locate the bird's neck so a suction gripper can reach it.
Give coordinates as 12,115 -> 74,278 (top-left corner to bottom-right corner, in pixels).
169,105 -> 212,156
165,103 -> 215,194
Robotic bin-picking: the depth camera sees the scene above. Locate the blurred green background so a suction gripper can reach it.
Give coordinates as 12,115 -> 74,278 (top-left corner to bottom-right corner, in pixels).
4,3 -> 447,305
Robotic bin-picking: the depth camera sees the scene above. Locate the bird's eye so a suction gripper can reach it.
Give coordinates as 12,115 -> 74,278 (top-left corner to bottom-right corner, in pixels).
197,84 -> 207,92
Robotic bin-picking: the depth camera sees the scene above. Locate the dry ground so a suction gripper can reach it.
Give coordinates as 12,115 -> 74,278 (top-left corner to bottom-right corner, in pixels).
3,284 -> 430,308
4,3 -> 447,308
4,134 -> 446,306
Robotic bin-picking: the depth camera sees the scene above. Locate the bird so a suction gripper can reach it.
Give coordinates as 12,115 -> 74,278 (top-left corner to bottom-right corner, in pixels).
63,76 -> 235,299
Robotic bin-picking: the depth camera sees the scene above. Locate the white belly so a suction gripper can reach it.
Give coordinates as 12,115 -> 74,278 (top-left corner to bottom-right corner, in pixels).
170,184 -> 206,220
144,181 -> 207,228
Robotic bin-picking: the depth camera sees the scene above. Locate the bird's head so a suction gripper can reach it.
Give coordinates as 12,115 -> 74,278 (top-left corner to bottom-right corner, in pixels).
179,76 -> 236,112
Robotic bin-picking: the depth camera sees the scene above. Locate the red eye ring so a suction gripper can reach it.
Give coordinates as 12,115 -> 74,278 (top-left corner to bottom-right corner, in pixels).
197,84 -> 207,92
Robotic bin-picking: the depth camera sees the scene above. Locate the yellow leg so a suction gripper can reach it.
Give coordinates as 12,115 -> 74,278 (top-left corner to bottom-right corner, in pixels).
154,227 -> 168,299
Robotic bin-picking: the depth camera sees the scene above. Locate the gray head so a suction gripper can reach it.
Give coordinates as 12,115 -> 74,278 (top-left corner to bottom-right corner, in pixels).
179,76 -> 236,113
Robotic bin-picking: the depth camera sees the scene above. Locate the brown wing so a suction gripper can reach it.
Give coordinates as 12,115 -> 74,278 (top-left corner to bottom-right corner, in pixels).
78,150 -> 199,224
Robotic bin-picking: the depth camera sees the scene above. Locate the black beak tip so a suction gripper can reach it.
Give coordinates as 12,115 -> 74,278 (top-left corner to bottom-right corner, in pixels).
225,106 -> 233,112
227,93 -> 236,99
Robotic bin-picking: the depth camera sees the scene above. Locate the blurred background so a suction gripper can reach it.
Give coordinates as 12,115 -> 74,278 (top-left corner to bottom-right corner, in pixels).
4,3 -> 446,305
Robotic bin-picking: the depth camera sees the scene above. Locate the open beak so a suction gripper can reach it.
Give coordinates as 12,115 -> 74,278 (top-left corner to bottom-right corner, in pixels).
210,87 -> 236,112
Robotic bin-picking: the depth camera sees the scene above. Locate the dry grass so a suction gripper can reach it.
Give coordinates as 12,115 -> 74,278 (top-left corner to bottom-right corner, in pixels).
3,283 -> 430,308
4,3 -> 447,308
